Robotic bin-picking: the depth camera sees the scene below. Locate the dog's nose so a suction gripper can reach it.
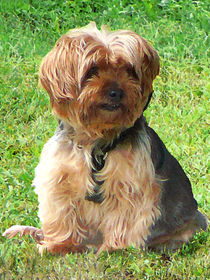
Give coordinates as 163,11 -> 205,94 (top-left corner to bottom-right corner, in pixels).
107,87 -> 124,103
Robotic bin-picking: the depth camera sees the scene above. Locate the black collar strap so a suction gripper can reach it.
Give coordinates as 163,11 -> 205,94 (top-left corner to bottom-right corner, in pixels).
143,90 -> 153,111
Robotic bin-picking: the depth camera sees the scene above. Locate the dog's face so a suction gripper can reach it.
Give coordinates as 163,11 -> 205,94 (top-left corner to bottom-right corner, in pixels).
39,23 -> 159,140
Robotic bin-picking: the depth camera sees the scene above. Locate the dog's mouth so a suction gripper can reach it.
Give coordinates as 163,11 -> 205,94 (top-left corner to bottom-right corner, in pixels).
100,103 -> 122,112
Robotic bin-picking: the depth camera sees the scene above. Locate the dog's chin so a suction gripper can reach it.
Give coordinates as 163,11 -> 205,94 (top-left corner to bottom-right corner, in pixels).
100,103 -> 123,112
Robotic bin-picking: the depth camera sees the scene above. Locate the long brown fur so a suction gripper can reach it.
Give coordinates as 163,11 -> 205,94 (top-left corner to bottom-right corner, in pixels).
33,23 -> 160,253
39,22 -> 159,143
32,124 -> 160,254
3,23 -> 206,255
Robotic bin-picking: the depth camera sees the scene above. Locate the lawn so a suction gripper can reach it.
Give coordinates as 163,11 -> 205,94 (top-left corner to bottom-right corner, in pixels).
0,0 -> 209,279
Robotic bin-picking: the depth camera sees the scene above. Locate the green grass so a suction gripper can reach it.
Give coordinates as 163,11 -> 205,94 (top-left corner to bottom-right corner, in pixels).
0,0 -> 209,279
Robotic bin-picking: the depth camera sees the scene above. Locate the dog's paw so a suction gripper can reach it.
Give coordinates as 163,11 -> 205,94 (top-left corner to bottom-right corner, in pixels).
3,225 -> 44,244
96,244 -> 113,256
37,242 -> 88,256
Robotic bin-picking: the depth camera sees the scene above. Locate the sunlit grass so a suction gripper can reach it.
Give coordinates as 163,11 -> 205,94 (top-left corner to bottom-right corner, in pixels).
0,0 -> 209,279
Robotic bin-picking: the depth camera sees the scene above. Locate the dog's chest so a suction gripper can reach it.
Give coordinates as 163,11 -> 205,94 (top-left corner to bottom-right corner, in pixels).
84,142 -> 155,207
85,145 -> 108,203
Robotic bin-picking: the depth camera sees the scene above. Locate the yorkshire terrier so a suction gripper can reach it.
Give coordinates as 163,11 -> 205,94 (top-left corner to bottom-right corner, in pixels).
3,22 -> 207,255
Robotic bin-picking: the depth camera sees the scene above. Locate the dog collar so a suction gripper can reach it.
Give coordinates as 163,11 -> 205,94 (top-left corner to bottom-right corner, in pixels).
85,117 -> 145,203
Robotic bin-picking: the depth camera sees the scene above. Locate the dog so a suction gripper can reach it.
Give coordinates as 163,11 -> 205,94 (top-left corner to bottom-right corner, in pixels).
3,22 -> 207,255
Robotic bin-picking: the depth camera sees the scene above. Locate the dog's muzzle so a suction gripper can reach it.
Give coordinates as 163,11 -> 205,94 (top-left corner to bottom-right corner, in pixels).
101,84 -> 124,111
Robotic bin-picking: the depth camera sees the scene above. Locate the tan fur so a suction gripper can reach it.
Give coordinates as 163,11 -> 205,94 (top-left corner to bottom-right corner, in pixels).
3,23 -> 162,254
33,128 -> 160,253
39,22 -> 159,143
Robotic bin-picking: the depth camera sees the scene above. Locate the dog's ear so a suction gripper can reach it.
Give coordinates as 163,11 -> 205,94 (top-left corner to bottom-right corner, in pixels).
135,35 -> 160,106
39,35 -> 79,107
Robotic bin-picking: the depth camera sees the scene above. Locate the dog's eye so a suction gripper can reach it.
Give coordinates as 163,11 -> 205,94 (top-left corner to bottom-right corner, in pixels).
126,66 -> 139,80
85,66 -> 99,80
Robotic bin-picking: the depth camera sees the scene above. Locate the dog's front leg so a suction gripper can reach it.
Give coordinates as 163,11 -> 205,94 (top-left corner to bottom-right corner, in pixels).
32,136 -> 92,255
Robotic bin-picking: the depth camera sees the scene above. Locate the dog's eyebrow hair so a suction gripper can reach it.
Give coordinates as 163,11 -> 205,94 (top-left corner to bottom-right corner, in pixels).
80,66 -> 99,88
84,66 -> 99,80
126,65 -> 139,80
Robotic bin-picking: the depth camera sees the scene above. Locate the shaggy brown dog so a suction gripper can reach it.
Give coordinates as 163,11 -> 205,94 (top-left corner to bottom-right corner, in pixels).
3,23 -> 207,255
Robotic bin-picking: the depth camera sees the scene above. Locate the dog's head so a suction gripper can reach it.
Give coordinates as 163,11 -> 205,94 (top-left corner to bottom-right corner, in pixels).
39,22 -> 159,141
